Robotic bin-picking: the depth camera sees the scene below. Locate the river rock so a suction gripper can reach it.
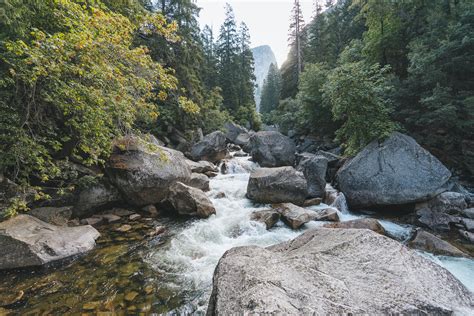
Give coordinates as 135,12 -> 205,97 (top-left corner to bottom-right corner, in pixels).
249,131 -> 296,167
247,167 -> 307,206
461,208 -> 474,219
303,198 -> 322,207
336,132 -> 452,209
185,159 -> 218,174
188,173 -> 210,192
324,218 -> 386,235
29,206 -> 72,226
416,208 -> 460,232
224,122 -> 250,147
167,182 -> 216,218
0,215 -> 100,270
190,131 -> 227,163
250,210 -> 280,230
459,230 -> 474,243
461,218 -> 474,232
73,179 -> 123,218
313,207 -> 339,222
408,229 -> 466,257
416,192 -> 467,215
273,203 -> 316,229
106,136 -> 192,206
297,154 -> 327,198
207,228 -> 474,315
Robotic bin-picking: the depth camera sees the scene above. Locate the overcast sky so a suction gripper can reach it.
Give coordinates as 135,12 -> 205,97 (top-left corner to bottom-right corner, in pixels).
196,0 -> 315,66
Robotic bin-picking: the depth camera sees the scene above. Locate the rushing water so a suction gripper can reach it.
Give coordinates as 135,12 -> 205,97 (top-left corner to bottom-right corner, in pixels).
1,155 -> 473,314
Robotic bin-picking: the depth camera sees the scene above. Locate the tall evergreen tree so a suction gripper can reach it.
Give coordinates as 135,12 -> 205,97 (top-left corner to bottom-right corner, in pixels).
260,63 -> 282,118
201,25 -> 218,89
237,22 -> 256,110
217,3 -> 240,113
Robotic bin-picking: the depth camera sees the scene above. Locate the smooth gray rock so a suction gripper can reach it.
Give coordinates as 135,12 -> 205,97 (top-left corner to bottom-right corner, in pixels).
313,207 -> 339,222
29,206 -> 72,226
297,154 -> 327,198
207,228 -> 473,315
106,136 -> 192,206
73,180 -> 123,218
461,218 -> 474,232
188,173 -> 210,192
408,229 -> 466,257
224,122 -> 249,147
167,182 -> 216,218
0,215 -> 100,270
185,159 -> 218,174
190,131 -> 227,163
250,210 -> 280,230
247,167 -> 307,206
273,203 -> 316,229
336,132 -> 451,209
249,131 -> 296,167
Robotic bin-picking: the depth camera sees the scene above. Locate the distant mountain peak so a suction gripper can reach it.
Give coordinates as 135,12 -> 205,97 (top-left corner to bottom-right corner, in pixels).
252,45 -> 277,112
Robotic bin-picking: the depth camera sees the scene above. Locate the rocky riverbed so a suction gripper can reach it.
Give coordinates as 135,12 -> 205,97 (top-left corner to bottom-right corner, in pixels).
1,125 -> 474,314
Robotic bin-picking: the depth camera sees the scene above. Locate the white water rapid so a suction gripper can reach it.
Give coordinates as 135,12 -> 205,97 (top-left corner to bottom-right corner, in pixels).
148,155 -> 474,312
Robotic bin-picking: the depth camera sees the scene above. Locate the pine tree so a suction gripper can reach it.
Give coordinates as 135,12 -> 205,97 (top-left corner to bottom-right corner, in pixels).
237,22 -> 256,110
289,0 -> 305,77
201,25 -> 218,89
217,3 -> 240,113
260,63 -> 282,117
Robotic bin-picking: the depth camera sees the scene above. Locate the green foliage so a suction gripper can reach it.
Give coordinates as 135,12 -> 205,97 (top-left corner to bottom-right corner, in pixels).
198,87 -> 232,134
270,98 -> 305,135
0,0 -> 180,183
324,62 -> 396,155
260,63 -> 282,119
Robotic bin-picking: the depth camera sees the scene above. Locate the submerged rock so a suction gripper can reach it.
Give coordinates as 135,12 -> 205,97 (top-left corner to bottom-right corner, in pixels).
0,215 -> 100,270
106,136 -> 192,206
297,154 -> 328,198
167,182 -> 216,218
207,228 -> 474,315
324,218 -> 386,235
250,210 -> 280,230
408,229 -> 466,257
246,167 -> 307,206
336,132 -> 451,209
249,131 -> 296,167
190,131 -> 227,163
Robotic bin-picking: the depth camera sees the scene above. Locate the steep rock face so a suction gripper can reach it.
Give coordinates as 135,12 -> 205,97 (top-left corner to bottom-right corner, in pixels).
249,131 -> 296,167
247,167 -> 307,205
190,131 -> 227,163
336,132 -> 451,209
0,215 -> 100,270
207,228 -> 474,315
106,136 -> 192,206
252,45 -> 277,111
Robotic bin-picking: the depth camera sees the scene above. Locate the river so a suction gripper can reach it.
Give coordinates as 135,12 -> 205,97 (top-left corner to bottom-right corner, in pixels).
0,155 -> 473,314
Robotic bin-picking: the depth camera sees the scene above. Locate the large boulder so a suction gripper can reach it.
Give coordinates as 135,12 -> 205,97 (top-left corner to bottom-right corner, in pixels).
167,182 -> 216,218
336,132 -> 451,209
250,209 -> 280,230
224,122 -> 250,147
73,179 -> 123,218
416,191 -> 467,214
273,203 -> 316,229
0,215 -> 100,270
415,208 -> 461,232
185,159 -> 218,174
297,154 -> 328,198
190,131 -> 227,163
249,131 -> 296,167
246,167 -> 307,206
106,136 -> 192,206
207,228 -> 474,315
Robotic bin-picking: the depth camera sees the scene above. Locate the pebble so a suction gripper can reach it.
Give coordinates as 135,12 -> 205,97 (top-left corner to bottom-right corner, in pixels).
124,291 -> 139,302
99,214 -> 121,223
115,224 -> 132,232
129,214 -> 141,221
82,301 -> 101,310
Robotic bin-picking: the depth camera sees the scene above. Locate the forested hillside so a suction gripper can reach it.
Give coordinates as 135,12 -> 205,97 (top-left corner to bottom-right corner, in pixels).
260,0 -> 474,178
0,0 -> 258,196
